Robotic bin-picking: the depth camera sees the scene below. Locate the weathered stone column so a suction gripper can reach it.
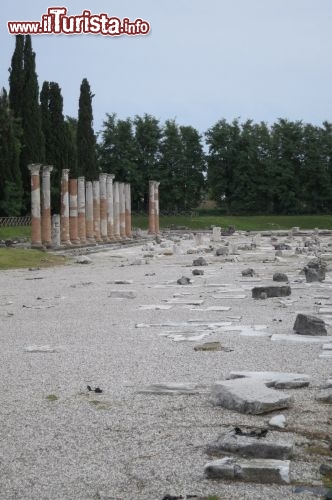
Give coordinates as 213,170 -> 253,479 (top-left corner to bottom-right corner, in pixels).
119,182 -> 126,238
60,169 -> 71,246
41,165 -> 53,247
154,181 -> 160,234
28,163 -> 42,247
51,214 -> 61,247
99,173 -> 108,242
93,180 -> 102,242
85,181 -> 95,243
69,178 -> 80,244
125,183 -> 132,238
113,182 -> 120,238
77,176 -> 86,244
106,174 -> 115,240
148,180 -> 156,234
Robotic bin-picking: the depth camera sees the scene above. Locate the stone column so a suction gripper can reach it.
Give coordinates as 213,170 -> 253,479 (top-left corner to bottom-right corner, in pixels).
119,182 -> 126,238
113,182 -> 120,239
69,178 -> 80,244
99,173 -> 108,242
28,163 -> 42,247
60,169 -> 71,246
93,180 -> 102,242
106,174 -> 115,240
154,181 -> 160,234
77,176 -> 86,244
41,165 -> 53,248
148,180 -> 156,234
85,181 -> 95,243
125,183 -> 132,238
51,214 -> 61,247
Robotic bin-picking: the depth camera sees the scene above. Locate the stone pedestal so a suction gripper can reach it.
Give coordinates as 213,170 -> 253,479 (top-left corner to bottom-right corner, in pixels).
113,182 -> 120,239
77,176 -> 86,244
60,169 -> 71,246
93,180 -> 102,242
99,173 -> 108,242
69,178 -> 80,244
41,165 -> 53,247
85,181 -> 95,243
28,163 -> 42,247
106,174 -> 115,240
125,183 -> 132,238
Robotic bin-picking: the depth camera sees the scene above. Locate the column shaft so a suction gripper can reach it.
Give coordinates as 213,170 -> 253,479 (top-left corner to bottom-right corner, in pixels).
113,182 -> 120,238
125,183 -> 132,238
85,181 -> 95,243
77,176 -> 86,244
119,182 -> 126,238
69,178 -> 80,244
60,169 -> 71,245
106,174 -> 115,240
93,180 -> 102,242
28,163 -> 42,247
99,173 -> 108,241
154,181 -> 160,234
41,165 -> 53,247
148,180 -> 156,234
51,214 -> 61,247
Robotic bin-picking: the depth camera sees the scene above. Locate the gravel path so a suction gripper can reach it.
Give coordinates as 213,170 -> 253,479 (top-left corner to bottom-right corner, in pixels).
0,231 -> 331,499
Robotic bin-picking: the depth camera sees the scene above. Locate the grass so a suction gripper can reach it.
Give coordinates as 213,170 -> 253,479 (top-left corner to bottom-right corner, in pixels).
0,248 -> 67,270
132,214 -> 332,231
0,226 -> 31,240
46,394 -> 58,401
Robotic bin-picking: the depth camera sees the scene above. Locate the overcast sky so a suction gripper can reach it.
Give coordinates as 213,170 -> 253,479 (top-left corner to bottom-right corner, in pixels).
2,0 -> 332,137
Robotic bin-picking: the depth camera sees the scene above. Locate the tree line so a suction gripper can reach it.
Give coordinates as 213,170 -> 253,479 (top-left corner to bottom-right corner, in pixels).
1,35 -> 332,216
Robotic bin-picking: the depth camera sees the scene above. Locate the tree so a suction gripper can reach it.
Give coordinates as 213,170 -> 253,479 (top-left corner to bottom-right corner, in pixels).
77,78 -> 97,179
0,88 -> 23,215
20,35 -> 44,209
179,125 -> 206,210
8,35 -> 24,119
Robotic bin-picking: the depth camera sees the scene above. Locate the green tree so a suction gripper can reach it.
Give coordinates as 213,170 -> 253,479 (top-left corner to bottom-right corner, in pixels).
8,35 -> 24,119
0,88 -> 23,215
77,78 -> 97,179
21,35 -> 44,209
64,116 -> 78,177
179,125 -> 206,210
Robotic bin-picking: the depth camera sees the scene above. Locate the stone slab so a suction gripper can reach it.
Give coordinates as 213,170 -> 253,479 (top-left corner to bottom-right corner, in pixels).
271,334 -> 330,343
204,457 -> 290,484
228,371 -> 310,388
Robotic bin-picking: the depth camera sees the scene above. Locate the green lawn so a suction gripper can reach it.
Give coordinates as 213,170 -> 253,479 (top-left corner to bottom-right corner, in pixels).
0,248 -> 67,270
132,214 -> 332,231
0,226 -> 31,240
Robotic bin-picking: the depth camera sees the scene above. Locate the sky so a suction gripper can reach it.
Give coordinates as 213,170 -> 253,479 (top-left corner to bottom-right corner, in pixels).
1,0 -> 332,138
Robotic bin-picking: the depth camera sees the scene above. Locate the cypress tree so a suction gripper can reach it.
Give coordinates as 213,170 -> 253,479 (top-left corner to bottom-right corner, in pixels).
77,78 -> 97,179
8,35 -> 24,119
21,35 -> 44,209
0,88 -> 23,215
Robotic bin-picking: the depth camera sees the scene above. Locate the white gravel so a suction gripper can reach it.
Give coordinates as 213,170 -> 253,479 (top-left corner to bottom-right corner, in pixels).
0,231 -> 331,500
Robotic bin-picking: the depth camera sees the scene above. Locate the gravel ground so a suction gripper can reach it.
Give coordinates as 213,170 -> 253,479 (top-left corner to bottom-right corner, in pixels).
0,231 -> 331,500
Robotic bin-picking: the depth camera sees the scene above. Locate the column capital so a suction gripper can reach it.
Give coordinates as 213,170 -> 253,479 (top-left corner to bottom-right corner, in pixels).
78,176 -> 85,182
107,174 -> 115,181
28,163 -> 42,175
61,169 -> 70,179
42,165 -> 53,176
99,172 -> 108,182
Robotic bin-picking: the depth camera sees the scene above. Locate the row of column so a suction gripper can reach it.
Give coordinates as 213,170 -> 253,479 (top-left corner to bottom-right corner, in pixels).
148,180 -> 160,234
28,164 -> 132,247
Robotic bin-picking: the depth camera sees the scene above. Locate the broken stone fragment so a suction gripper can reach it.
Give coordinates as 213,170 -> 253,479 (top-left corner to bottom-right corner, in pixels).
273,243 -> 292,250
192,256 -> 207,266
241,268 -> 255,277
293,313 -> 327,336
303,258 -> 327,282
206,429 -> 293,459
137,383 -> 201,395
252,286 -> 291,299
215,246 -> 229,256
75,255 -> 92,264
273,272 -> 288,282
269,415 -> 287,429
194,341 -> 223,352
204,457 -> 290,484
176,276 -> 191,285
108,290 -> 137,299
192,269 -> 204,276
315,390 -> 332,404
